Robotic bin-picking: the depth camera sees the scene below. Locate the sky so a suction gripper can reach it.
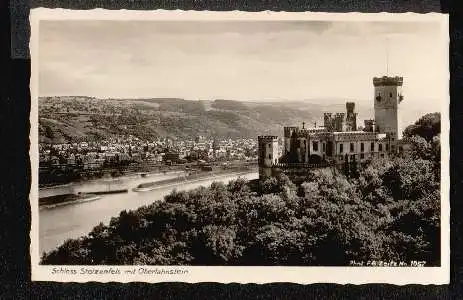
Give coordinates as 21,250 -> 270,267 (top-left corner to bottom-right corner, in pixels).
38,20 -> 447,113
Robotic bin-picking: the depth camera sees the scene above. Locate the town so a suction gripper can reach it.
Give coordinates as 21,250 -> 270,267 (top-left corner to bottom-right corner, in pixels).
39,134 -> 258,186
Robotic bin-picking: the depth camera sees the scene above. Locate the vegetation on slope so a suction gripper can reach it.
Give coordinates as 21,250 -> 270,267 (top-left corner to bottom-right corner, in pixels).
39,97 -> 332,143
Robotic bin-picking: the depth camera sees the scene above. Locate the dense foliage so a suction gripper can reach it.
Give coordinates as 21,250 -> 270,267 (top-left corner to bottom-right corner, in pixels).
42,113 -> 441,266
403,112 -> 440,142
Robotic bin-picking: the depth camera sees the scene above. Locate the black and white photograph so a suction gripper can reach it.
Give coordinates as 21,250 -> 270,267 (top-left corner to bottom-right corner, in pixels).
30,10 -> 449,284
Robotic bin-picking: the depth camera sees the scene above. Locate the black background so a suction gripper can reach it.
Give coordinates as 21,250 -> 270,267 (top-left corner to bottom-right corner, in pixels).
2,0 -> 459,298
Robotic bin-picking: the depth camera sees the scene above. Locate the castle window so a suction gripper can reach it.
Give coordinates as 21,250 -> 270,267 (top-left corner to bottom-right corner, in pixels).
360,153 -> 364,159
381,153 -> 385,158
371,142 -> 375,152
322,143 -> 326,152
360,142 -> 364,152
268,154 -> 272,159
386,144 -> 389,151
339,143 -> 344,153
313,141 -> 318,151
391,145 -> 395,152
379,144 -> 383,151
376,94 -> 382,102
350,143 -> 354,152
389,92 -> 393,98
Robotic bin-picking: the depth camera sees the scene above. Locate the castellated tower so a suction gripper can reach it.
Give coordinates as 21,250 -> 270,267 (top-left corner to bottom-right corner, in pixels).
324,113 -> 334,131
373,76 -> 404,141
345,102 -> 357,131
283,127 -> 298,154
258,136 -> 279,178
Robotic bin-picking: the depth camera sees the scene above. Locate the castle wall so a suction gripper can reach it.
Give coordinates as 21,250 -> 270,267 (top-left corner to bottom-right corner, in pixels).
259,166 -> 273,178
332,132 -> 389,164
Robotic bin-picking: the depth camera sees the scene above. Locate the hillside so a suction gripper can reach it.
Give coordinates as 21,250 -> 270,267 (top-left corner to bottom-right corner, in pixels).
38,96 -> 429,144
38,97 -> 342,143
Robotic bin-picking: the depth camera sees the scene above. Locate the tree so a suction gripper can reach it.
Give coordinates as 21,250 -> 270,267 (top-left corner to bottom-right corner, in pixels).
382,158 -> 436,201
406,135 -> 432,160
41,238 -> 90,265
403,112 -> 440,142
191,225 -> 243,265
44,125 -> 54,139
259,177 -> 280,195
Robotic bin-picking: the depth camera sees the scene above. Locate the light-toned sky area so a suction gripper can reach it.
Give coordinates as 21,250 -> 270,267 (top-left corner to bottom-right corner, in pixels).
39,20 -> 447,112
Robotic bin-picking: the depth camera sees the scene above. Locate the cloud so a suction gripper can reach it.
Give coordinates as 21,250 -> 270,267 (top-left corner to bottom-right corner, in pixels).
38,19 -> 446,108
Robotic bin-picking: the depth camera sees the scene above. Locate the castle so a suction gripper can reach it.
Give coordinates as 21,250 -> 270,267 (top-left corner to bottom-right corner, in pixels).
258,76 -> 405,179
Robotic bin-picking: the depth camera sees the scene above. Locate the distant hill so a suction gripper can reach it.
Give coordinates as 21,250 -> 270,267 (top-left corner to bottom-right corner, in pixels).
37,96 -> 432,144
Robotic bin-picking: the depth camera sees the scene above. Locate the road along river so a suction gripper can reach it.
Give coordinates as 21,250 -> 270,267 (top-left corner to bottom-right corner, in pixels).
39,171 -> 258,254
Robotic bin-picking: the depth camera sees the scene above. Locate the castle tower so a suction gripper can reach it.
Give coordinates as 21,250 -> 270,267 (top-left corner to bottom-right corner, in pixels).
334,113 -> 346,132
324,113 -> 334,132
258,136 -> 279,178
283,127 -> 298,154
373,76 -> 404,141
345,102 -> 357,131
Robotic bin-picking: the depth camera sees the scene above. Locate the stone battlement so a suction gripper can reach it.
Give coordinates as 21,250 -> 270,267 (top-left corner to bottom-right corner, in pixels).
258,135 -> 278,140
284,126 -> 298,132
272,162 -> 331,169
373,76 -> 403,86
346,102 -> 355,112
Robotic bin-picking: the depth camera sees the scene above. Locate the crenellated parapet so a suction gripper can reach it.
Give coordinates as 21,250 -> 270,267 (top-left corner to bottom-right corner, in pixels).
324,111 -> 348,132
364,119 -> 376,132
283,126 -> 299,138
373,76 -> 403,86
258,135 -> 278,141
346,102 -> 355,113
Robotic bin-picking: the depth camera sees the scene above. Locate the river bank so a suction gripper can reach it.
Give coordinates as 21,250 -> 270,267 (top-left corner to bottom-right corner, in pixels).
39,169 -> 185,190
134,167 -> 257,191
38,170 -> 185,199
39,171 -> 259,254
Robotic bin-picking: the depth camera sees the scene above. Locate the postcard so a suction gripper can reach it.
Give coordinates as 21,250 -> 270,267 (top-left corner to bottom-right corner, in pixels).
30,9 -> 449,284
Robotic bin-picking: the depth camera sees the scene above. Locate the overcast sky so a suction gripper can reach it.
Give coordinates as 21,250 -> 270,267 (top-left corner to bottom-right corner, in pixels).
39,20 -> 447,112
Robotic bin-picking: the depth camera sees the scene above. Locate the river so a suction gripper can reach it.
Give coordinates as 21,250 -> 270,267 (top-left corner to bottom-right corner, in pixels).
39,171 -> 258,254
